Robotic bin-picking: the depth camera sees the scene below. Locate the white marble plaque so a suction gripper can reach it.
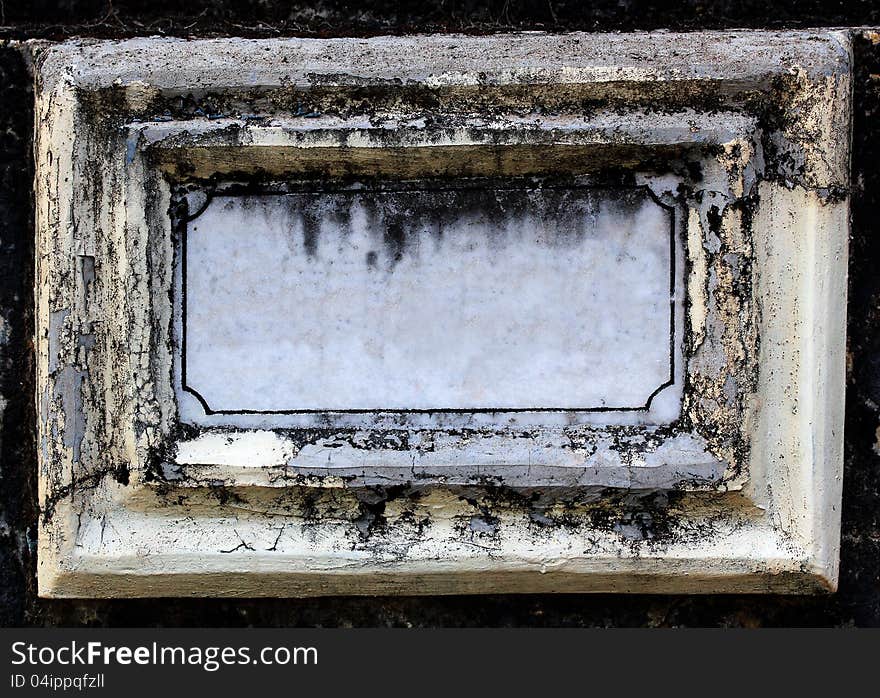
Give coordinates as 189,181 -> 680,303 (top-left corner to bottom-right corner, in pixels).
179,185 -> 676,415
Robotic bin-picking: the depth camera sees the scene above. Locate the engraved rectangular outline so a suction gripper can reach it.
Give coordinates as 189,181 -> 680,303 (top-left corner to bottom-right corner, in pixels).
176,182 -> 677,416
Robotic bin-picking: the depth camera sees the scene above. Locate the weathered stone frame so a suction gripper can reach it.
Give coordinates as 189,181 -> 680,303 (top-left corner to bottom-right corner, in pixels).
33,32 -> 850,596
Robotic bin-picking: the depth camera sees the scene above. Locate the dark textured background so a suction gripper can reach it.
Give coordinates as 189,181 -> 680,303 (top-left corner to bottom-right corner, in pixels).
1,2 -> 878,627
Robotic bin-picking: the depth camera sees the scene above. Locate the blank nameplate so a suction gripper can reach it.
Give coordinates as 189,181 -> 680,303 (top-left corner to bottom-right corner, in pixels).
179,185 -> 677,417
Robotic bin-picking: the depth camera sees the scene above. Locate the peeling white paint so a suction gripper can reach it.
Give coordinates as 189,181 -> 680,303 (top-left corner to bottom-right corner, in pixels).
32,31 -> 850,597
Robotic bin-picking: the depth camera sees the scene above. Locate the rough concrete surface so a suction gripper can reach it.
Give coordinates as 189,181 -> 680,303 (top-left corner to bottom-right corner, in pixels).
32,31 -> 847,597
0,2 -> 878,625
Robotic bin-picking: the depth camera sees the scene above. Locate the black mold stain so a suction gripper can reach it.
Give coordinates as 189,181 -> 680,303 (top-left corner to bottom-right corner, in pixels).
195,181 -> 666,274
300,206 -> 321,259
706,204 -> 723,235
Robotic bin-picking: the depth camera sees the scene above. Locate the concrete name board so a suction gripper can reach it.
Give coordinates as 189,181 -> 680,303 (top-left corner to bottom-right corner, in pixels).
33,32 -> 850,596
